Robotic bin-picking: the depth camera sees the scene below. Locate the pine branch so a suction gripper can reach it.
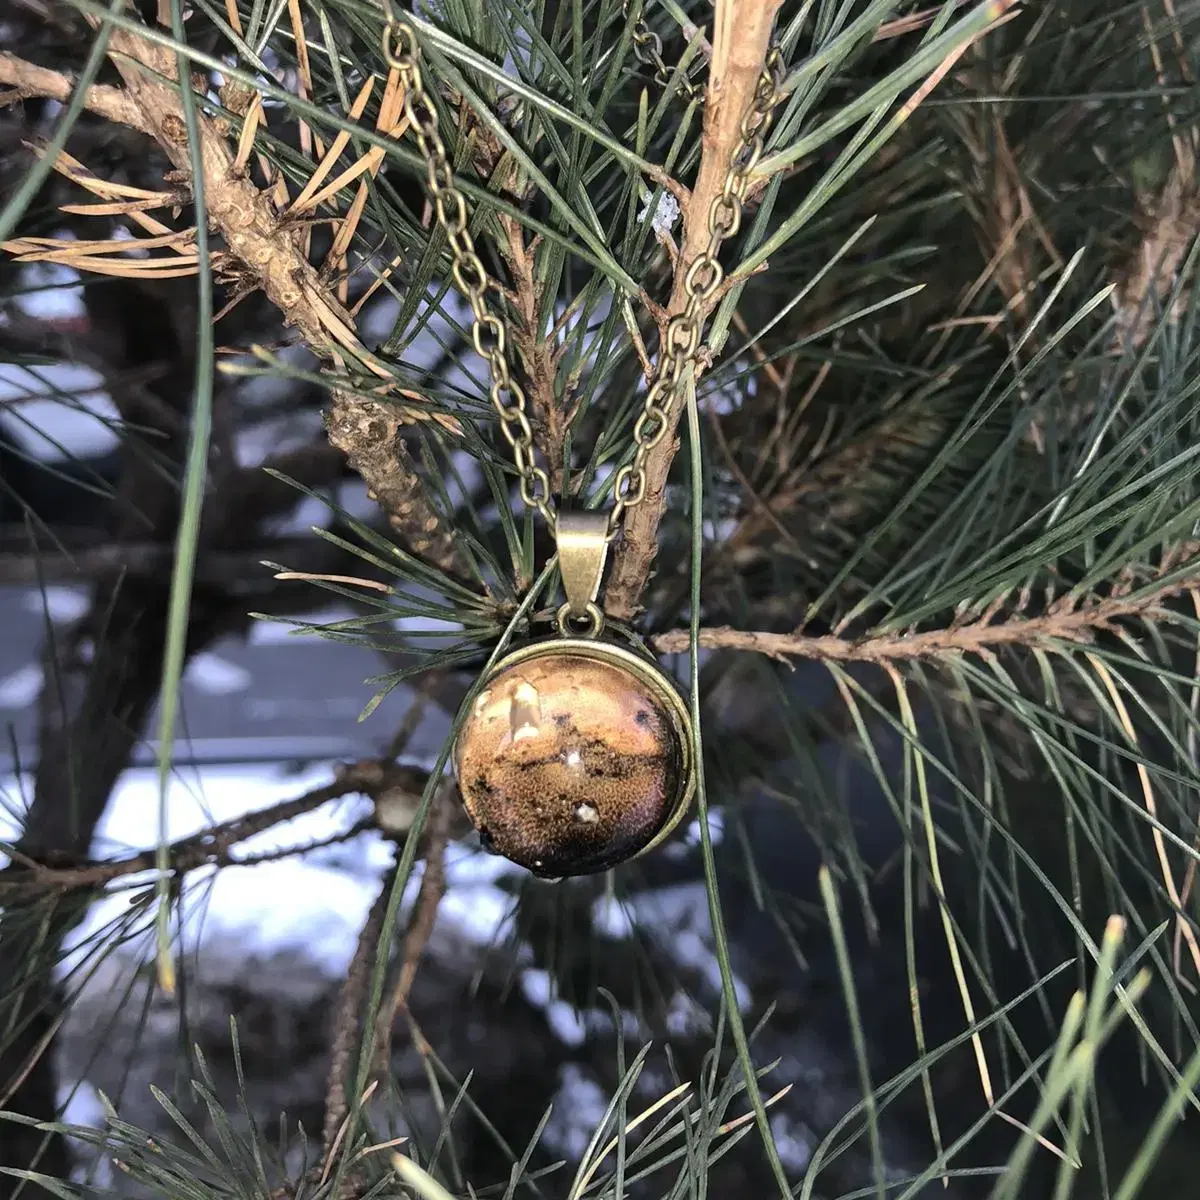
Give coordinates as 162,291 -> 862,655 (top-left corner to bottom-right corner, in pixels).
321,863 -> 395,1167
0,759 -> 422,899
370,784 -> 454,1074
1115,143 -> 1200,351
0,49 -> 150,133
319,698 -> 446,1172
651,571 -> 1200,662
605,0 -> 784,619
497,217 -> 566,489
10,23 -> 469,579
322,397 -> 464,576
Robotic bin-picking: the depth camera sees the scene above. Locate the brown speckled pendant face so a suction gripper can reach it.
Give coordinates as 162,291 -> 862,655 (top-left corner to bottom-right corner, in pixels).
453,639 -> 694,878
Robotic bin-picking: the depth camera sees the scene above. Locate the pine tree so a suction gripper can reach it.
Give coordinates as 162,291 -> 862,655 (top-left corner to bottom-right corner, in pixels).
2,0 -> 1200,1197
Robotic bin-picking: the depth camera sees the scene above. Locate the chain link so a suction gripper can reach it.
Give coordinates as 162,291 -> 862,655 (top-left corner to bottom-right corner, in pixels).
382,15 -> 783,539
622,0 -> 702,106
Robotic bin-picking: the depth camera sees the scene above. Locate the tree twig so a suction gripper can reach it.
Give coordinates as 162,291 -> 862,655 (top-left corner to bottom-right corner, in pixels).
370,785 -> 454,1076
605,0 -> 784,618
0,50 -> 150,133
318,785 -> 453,1176
321,864 -> 396,1165
322,397 -> 465,577
650,580 -> 1197,663
497,217 -> 566,490
1115,143 -> 1200,353
0,759 -> 423,899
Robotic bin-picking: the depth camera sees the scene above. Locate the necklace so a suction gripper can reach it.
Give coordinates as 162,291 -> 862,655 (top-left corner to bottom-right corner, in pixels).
383,15 -> 781,878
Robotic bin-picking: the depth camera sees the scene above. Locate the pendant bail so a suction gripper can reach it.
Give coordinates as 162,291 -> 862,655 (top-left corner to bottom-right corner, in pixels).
556,511 -> 609,633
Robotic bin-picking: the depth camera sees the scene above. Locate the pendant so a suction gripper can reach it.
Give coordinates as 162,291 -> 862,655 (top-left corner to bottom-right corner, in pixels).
453,514 -> 695,878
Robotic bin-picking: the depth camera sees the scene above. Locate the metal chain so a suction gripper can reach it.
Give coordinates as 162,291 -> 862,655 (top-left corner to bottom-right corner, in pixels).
607,42 -> 782,538
382,21 -> 554,528
382,17 -> 783,540
622,0 -> 702,106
